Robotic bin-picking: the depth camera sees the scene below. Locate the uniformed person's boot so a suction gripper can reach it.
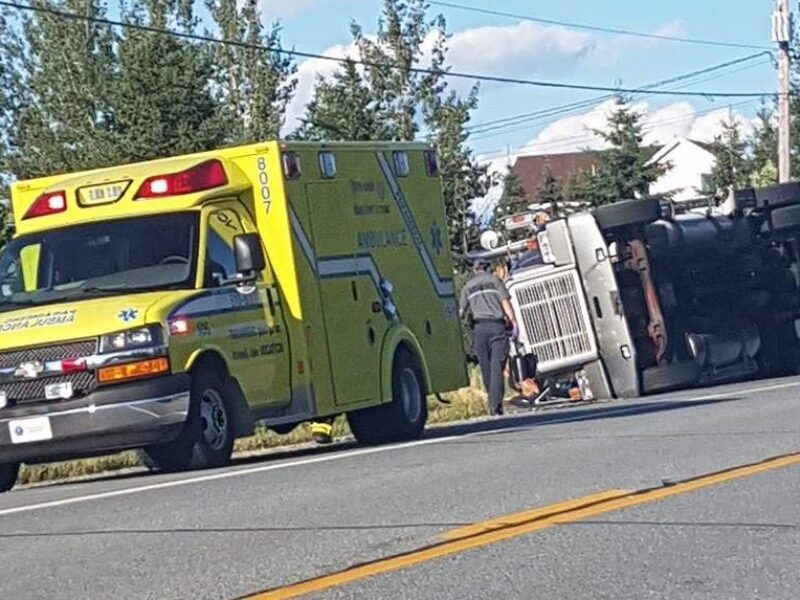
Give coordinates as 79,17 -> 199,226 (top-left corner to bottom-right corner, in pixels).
311,421 -> 334,445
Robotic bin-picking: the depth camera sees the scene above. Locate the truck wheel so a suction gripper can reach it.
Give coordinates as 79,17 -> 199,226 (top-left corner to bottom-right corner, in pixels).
762,205 -> 800,233
347,347 -> 428,445
641,361 -> 701,394
0,462 -> 19,493
595,198 -> 662,231
143,369 -> 234,472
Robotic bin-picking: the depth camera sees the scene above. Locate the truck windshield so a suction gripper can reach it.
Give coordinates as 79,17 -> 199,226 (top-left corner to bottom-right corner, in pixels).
0,213 -> 198,312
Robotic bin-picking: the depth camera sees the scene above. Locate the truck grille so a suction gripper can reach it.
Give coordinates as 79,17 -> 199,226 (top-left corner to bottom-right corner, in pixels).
0,340 -> 97,368
511,269 -> 597,374
1,372 -> 97,405
0,340 -> 98,406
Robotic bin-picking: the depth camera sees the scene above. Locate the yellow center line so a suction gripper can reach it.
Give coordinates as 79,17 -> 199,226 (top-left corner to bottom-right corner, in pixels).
241,451 -> 800,600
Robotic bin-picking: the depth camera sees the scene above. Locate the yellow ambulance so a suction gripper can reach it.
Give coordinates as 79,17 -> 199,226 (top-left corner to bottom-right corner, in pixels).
0,140 -> 467,491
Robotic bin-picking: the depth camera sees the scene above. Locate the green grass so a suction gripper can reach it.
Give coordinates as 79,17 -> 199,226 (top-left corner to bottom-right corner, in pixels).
18,371 -> 490,486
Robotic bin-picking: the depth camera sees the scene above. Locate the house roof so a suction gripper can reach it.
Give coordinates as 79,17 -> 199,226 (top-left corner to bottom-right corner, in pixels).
511,146 -> 662,198
511,151 -> 602,198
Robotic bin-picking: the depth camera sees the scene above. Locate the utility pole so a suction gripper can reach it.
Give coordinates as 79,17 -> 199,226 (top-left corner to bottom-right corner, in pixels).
772,0 -> 793,182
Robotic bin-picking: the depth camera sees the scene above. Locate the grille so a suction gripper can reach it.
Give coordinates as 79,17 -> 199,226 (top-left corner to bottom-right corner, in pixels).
511,269 -> 597,374
0,339 -> 98,405
0,339 -> 97,368
2,372 -> 97,405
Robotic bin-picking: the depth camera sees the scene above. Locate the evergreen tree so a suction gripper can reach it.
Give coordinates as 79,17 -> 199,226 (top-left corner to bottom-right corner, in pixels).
493,169 -> 528,220
585,96 -> 666,206
109,0 -> 226,162
206,0 -> 296,144
298,60 -> 391,140
707,118 -> 753,197
751,105 -> 778,186
2,0 -> 117,179
537,167 -> 563,217
298,0 -> 489,266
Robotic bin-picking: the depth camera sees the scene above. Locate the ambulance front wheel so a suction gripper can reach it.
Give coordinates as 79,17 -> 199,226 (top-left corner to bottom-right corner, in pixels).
347,347 -> 428,445
0,462 -> 20,493
142,368 -> 234,472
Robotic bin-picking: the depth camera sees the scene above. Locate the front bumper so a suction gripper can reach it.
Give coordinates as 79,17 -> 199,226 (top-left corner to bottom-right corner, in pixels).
0,374 -> 190,464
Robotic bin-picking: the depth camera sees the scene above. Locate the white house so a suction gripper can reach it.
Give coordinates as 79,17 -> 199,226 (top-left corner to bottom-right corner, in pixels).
647,137 -> 717,202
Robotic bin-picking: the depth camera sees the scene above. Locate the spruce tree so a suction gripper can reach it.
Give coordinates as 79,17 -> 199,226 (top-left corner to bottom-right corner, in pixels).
494,170 -> 528,220
585,96 -> 666,206
299,60 -> 390,140
707,119 -> 753,197
2,0 -> 116,179
298,0 -> 489,266
110,0 -> 226,162
206,0 -> 296,144
537,167 -> 564,217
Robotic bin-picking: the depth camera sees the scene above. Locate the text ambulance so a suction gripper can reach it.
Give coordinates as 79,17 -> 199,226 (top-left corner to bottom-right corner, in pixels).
0,141 -> 467,491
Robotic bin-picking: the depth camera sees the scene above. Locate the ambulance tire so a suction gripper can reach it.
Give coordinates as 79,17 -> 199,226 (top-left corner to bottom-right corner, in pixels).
347,348 -> 428,445
595,198 -> 662,231
142,369 -> 235,472
0,462 -> 19,493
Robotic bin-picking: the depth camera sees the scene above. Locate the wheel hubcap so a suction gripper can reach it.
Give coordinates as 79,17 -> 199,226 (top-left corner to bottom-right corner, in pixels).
199,389 -> 228,451
399,367 -> 422,423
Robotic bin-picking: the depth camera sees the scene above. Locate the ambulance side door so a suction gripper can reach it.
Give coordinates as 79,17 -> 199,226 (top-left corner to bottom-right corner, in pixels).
202,203 -> 292,408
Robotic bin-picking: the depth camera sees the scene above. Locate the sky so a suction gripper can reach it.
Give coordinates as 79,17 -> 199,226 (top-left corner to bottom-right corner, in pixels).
264,0 -> 777,170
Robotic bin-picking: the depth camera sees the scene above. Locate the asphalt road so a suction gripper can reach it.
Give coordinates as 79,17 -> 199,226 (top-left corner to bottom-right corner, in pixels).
2,377 -> 800,599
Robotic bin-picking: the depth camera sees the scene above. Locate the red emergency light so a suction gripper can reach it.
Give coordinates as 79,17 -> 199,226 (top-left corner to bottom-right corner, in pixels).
23,190 -> 67,220
134,159 -> 228,199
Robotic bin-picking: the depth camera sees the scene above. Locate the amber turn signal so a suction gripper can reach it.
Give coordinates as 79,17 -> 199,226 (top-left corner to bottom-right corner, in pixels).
97,357 -> 170,384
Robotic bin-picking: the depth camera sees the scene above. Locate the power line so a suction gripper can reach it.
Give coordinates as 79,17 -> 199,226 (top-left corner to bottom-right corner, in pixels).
0,1 -> 776,99
466,52 -> 772,135
429,0 -> 772,51
475,99 -> 758,161
469,56 -> 773,141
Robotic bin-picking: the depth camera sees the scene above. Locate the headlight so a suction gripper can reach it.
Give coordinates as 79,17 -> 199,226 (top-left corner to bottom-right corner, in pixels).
99,325 -> 164,354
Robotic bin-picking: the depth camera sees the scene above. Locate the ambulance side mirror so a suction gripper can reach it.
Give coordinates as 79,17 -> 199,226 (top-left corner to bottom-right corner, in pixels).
234,233 -> 266,277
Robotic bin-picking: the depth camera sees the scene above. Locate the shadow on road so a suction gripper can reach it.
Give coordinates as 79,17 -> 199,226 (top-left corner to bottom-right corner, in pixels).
25,395 -> 744,491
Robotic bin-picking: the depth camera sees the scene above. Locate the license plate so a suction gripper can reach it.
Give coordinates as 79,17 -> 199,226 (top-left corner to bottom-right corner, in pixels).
9,416 -> 53,444
45,381 -> 73,400
77,180 -> 131,206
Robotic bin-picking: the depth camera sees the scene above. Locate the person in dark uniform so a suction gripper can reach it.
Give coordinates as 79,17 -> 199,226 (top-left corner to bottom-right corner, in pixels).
459,259 -> 518,416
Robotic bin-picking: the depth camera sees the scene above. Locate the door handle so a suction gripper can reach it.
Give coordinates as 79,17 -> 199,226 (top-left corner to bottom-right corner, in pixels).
266,288 -> 276,315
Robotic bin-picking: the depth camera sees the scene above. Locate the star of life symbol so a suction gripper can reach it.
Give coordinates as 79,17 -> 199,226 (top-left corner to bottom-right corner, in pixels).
430,222 -> 443,255
119,309 -> 139,322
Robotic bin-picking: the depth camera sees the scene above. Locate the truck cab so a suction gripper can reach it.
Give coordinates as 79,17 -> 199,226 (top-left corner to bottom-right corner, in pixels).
0,141 -> 467,492
475,184 -> 800,401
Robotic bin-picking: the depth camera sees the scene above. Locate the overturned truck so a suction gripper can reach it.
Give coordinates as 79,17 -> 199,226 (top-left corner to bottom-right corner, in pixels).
476,183 -> 800,400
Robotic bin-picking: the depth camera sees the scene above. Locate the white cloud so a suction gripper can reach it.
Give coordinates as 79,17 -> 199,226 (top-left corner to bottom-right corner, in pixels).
501,100 -> 755,157
446,21 -> 595,76
258,0 -> 318,19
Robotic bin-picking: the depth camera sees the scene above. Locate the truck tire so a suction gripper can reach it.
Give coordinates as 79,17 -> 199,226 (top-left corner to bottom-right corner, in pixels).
347,347 -> 428,445
595,198 -> 662,231
762,205 -> 800,233
641,360 -> 701,394
0,462 -> 19,493
143,369 -> 235,472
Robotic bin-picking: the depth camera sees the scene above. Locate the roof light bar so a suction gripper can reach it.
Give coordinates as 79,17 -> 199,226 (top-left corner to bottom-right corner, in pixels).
23,190 -> 67,220
134,159 -> 228,199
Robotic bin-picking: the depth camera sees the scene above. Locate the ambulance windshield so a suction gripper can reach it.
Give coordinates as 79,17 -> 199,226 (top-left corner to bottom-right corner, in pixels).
0,213 -> 198,311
